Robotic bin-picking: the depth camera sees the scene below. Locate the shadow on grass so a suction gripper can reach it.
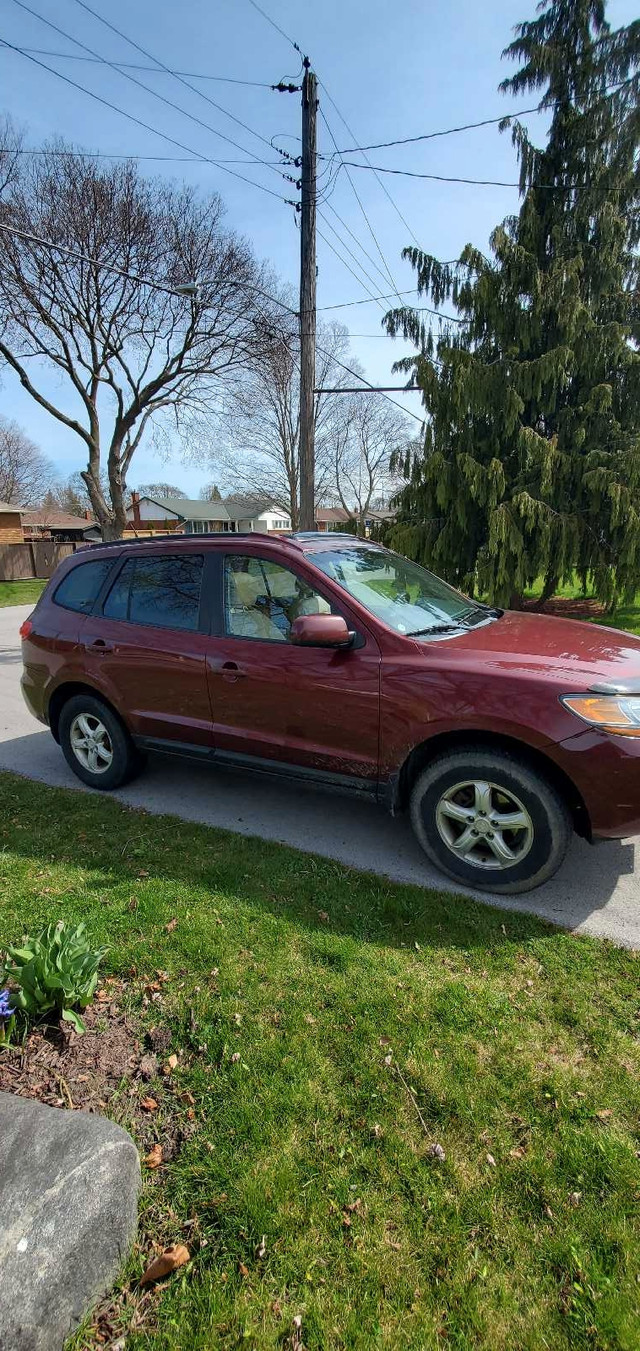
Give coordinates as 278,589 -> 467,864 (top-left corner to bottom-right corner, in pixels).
0,767 -> 630,961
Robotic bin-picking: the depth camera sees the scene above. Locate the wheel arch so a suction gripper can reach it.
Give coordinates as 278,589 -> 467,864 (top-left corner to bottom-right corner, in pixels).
393,729 -> 591,840
48,681 -> 126,744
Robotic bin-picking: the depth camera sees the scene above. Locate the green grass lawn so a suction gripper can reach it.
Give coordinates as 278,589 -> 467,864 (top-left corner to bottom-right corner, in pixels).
0,578 -> 47,608
1,773 -> 639,1350
524,576 -> 640,635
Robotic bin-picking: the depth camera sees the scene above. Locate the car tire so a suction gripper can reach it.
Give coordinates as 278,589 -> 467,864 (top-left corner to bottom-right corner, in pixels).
409,748 -> 572,894
58,693 -> 141,792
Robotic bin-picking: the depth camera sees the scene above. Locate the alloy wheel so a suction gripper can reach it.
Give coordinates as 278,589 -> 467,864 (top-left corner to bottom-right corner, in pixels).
435,778 -> 534,871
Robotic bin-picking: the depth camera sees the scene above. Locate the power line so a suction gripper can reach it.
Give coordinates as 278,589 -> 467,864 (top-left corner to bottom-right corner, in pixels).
0,221 -> 424,428
0,40 -> 292,203
317,224 -> 388,313
14,46 -> 275,87
322,200 -> 400,295
332,107 -> 543,154
16,148 -> 286,164
9,0 -> 285,174
319,106 -> 404,304
67,0 -> 282,156
318,211 -> 395,308
337,160 -> 634,190
244,0 -> 302,57
0,219 -> 300,315
318,79 -> 422,249
329,74 -> 638,154
318,286 -> 465,313
315,344 -> 424,423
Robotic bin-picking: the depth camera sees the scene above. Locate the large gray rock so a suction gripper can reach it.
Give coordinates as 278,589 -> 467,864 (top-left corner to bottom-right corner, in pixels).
0,1091 -> 140,1351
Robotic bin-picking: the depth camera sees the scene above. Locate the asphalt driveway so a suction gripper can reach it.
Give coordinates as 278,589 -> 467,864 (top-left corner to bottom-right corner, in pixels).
1,603 -> 638,946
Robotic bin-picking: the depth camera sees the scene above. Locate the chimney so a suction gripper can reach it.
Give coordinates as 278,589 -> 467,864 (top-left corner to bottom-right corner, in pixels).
131,490 -> 140,526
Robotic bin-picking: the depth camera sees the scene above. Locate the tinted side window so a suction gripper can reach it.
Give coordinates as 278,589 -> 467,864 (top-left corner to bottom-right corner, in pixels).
103,554 -> 203,631
54,558 -> 114,614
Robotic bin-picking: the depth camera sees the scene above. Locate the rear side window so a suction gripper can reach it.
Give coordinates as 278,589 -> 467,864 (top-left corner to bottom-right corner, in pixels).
103,554 -> 204,631
53,558 -> 114,614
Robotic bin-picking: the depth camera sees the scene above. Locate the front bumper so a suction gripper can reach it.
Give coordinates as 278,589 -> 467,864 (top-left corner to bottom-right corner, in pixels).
554,728 -> 640,839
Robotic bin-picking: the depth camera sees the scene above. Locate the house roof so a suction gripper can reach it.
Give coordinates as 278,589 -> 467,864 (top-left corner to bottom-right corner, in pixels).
144,497 -> 231,522
0,500 -> 23,514
315,507 -> 351,523
222,495 -> 288,521
20,508 -> 96,530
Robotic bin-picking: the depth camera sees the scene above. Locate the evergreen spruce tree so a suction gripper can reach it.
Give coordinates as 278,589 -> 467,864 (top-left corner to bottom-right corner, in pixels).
387,0 -> 640,607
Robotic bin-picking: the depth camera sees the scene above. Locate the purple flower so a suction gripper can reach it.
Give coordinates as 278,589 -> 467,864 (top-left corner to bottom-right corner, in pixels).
0,988 -> 14,1020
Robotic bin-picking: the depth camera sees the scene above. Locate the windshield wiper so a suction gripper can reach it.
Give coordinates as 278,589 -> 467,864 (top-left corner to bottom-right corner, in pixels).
406,623 -> 463,636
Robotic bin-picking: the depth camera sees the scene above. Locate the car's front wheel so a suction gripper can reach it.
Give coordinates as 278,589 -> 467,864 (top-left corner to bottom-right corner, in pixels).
409,748 -> 572,894
58,693 -> 141,791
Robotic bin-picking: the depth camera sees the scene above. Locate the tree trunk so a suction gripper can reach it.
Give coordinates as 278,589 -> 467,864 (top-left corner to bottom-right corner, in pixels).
540,572 -> 559,606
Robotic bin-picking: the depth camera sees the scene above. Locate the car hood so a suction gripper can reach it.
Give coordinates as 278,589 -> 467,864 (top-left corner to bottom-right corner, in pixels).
424,609 -> 640,689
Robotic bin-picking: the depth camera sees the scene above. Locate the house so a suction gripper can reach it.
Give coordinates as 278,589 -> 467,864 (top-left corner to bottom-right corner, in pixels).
314,507 -> 352,532
125,492 -> 292,536
0,501 -> 25,544
20,508 -> 100,542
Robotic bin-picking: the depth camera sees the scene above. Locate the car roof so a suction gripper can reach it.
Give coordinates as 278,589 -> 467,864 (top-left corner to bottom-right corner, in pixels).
77,531 -> 381,559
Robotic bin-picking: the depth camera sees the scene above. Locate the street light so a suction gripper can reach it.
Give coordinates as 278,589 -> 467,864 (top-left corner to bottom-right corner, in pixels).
174,281 -> 200,298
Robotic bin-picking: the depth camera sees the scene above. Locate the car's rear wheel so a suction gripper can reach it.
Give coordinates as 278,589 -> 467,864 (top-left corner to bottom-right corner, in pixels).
59,694 -> 141,791
409,748 -> 572,894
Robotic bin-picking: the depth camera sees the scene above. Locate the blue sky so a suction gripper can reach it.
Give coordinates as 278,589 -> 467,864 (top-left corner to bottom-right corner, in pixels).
0,0 -> 635,495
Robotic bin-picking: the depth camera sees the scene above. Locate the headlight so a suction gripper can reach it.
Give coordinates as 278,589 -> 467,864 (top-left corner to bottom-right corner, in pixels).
560,694 -> 640,736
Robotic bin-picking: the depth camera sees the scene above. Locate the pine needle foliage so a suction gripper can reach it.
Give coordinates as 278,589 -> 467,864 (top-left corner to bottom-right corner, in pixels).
386,0 -> 640,607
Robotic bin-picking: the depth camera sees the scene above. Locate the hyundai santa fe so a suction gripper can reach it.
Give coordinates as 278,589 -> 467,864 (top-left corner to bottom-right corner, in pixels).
19,532 -> 640,895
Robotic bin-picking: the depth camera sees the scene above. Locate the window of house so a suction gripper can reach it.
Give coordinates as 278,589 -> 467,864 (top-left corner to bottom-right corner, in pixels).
53,558 -> 114,614
224,555 -> 331,642
103,554 -> 204,630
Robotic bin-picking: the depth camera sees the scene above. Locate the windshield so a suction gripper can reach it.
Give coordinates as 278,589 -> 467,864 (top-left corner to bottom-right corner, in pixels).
308,546 -> 486,636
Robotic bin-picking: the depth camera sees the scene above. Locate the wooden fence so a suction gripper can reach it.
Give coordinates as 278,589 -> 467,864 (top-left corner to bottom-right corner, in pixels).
0,540 -> 78,582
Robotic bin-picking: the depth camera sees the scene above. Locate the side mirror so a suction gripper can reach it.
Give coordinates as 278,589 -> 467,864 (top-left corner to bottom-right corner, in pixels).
290,613 -> 353,648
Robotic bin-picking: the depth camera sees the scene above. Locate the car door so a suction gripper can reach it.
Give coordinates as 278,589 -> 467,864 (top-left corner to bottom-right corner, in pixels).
206,548 -> 381,784
80,548 -> 214,747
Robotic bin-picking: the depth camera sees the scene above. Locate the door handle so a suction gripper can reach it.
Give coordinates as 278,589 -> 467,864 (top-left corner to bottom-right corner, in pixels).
216,660 -> 246,682
85,637 -> 114,655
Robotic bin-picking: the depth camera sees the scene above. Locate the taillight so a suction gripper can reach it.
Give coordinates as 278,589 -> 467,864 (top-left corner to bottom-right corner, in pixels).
19,619 -> 33,640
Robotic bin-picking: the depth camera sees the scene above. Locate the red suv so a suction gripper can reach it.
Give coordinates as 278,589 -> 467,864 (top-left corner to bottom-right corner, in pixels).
20,532 -> 640,895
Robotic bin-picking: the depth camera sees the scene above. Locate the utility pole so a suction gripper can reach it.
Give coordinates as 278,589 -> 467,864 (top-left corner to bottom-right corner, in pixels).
298,59 -> 318,531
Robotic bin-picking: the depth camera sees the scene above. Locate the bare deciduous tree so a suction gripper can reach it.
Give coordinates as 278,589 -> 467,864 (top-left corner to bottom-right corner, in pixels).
136,482 -> 189,499
0,138 -> 281,538
0,415 -> 56,506
212,311 -> 361,528
333,397 -> 412,535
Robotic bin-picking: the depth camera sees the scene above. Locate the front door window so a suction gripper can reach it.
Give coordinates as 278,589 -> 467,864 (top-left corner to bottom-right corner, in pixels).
224,555 -> 331,642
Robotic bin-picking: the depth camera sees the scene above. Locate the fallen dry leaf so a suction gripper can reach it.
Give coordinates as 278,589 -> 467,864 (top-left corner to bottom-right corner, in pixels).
256,1235 -> 267,1259
140,1243 -> 190,1285
486,1153 -> 497,1167
164,1054 -> 178,1074
180,1090 -> 196,1107
379,1036 -> 392,1046
230,1052 -> 241,1064
569,1191 -> 582,1206
165,918 -> 178,933
138,870 -> 150,878
510,1146 -> 526,1160
144,1143 -> 163,1170
141,1097 -> 159,1112
595,1109 -> 613,1120
318,910 -> 329,922
238,1261 -> 249,1277
427,1142 -> 446,1161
